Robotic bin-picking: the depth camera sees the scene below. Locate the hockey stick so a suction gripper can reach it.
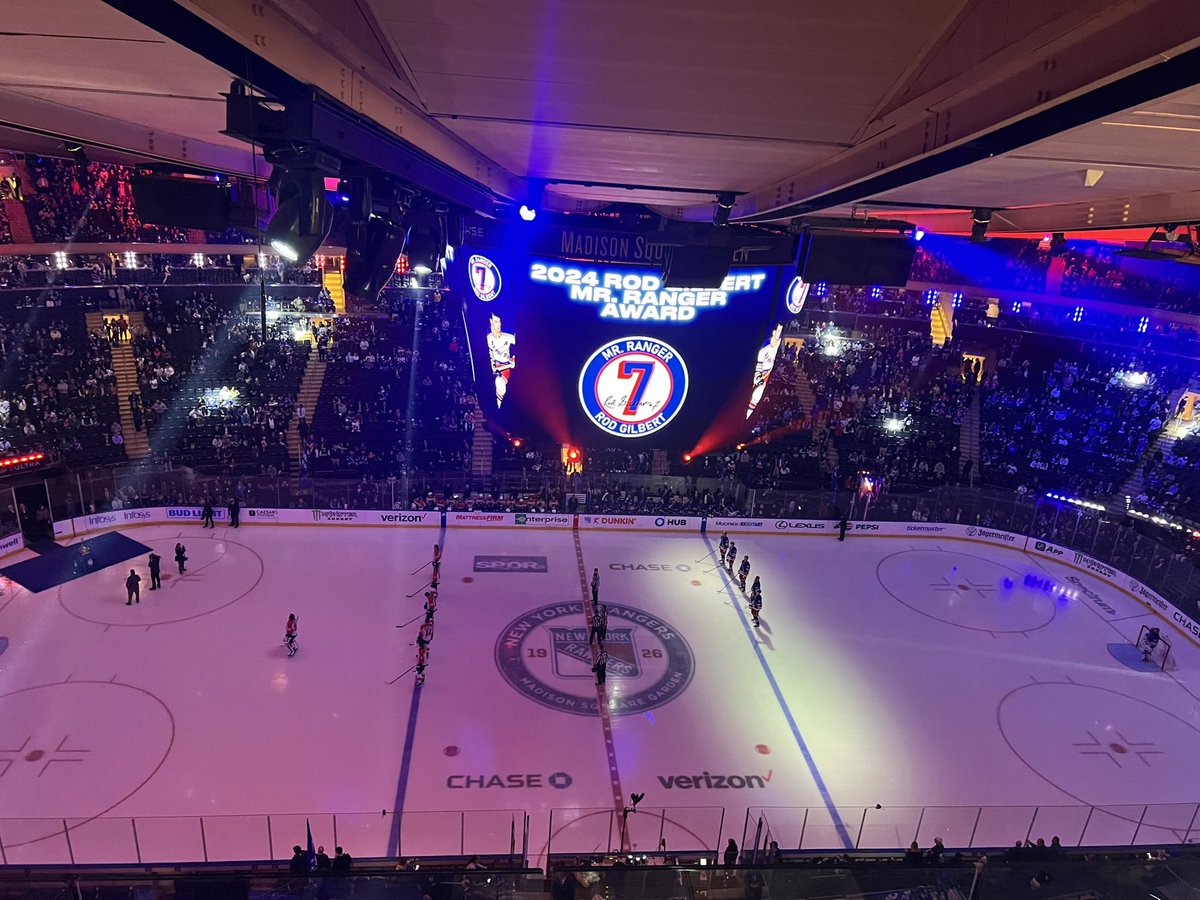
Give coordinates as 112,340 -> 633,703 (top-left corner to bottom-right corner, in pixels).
409,559 -> 432,576
694,549 -> 718,563
388,664 -> 417,685
406,581 -> 432,598
395,612 -> 424,629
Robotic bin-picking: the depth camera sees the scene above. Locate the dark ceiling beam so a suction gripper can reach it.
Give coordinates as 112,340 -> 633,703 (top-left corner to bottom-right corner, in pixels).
102,0 -> 497,213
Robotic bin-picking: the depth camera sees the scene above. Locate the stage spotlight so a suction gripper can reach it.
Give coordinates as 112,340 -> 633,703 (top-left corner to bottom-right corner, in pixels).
406,207 -> 446,274
969,208 -> 992,244
266,167 -> 334,264
713,192 -> 736,227
913,228 -> 925,242
682,453 -> 693,463
518,205 -> 537,222
567,447 -> 581,463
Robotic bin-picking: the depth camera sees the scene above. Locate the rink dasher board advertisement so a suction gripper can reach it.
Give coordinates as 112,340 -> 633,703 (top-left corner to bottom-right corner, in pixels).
1026,536 -> 1200,643
452,249 -> 787,450
12,510 -> 1199,651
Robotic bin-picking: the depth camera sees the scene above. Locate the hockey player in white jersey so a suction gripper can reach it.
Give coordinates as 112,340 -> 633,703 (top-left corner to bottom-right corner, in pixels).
746,323 -> 783,418
487,314 -> 516,407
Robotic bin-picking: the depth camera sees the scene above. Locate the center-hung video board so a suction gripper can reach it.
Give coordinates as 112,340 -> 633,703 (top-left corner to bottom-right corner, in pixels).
450,221 -> 804,452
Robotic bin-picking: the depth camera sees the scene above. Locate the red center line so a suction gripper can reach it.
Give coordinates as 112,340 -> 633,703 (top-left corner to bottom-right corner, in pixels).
572,523 -> 629,852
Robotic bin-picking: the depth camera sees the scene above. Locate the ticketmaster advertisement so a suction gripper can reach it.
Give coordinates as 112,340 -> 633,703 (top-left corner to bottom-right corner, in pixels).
454,246 -> 783,451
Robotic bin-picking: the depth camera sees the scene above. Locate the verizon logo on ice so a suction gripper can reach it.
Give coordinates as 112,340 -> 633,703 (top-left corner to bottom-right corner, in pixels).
473,555 -> 549,573
657,771 -> 770,790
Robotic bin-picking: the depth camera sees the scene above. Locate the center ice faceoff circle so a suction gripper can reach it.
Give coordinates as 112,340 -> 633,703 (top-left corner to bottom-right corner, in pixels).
495,602 -> 694,716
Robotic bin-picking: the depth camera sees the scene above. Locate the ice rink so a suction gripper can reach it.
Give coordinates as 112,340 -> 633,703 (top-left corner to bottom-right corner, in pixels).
2,520 -> 1199,866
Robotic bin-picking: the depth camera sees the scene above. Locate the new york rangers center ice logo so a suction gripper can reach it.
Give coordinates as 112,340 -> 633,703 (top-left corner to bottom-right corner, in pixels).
467,254 -> 501,302
578,336 -> 689,438
495,602 -> 694,716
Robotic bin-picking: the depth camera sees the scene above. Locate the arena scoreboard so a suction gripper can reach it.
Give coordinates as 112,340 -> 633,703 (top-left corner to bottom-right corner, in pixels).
451,222 -> 802,452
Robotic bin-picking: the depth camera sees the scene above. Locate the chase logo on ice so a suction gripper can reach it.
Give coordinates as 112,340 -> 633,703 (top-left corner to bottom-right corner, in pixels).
578,336 -> 688,439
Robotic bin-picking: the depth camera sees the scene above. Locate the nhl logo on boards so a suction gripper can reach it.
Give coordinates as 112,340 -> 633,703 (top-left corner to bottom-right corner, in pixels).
496,602 -> 694,716
467,255 -> 502,301
578,336 -> 689,438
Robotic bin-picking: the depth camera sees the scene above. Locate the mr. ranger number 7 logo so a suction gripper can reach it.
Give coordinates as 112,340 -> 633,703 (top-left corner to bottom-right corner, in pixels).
578,336 -> 688,438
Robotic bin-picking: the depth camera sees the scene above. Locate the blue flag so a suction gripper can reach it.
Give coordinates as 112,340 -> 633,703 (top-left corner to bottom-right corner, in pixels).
306,818 -> 316,872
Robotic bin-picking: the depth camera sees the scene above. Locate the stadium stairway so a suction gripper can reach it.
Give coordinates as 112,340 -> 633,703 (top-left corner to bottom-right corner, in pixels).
287,346 -> 325,465
2,199 -> 33,243
793,374 -> 816,419
323,267 -> 345,313
470,401 -> 492,481
958,390 -> 981,484
1112,385 -> 1190,506
89,311 -> 150,459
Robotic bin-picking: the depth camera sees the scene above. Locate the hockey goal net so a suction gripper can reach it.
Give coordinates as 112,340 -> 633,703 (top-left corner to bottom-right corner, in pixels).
1137,624 -> 1175,671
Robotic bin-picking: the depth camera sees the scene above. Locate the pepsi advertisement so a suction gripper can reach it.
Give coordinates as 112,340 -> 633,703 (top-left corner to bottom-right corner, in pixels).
451,242 -> 791,452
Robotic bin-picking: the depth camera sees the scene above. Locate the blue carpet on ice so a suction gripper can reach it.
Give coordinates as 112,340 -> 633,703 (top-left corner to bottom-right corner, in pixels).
2,532 -> 152,593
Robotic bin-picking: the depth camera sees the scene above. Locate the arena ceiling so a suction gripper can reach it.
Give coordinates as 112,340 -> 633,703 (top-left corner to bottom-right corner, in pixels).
2,0 -> 1200,236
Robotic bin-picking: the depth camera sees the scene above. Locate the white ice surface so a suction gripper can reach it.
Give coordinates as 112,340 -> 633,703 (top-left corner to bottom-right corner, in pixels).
1,524 -> 1198,864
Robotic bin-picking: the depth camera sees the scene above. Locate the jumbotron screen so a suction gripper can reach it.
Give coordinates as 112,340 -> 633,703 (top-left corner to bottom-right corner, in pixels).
452,246 -> 791,452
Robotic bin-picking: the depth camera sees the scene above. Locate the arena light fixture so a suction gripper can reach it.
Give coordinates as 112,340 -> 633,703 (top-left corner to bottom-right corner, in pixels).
64,141 -> 88,166
264,149 -> 338,265
913,228 -> 925,242
969,208 -> 992,243
405,205 -> 447,275
344,184 -> 410,302
713,192 -> 736,227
